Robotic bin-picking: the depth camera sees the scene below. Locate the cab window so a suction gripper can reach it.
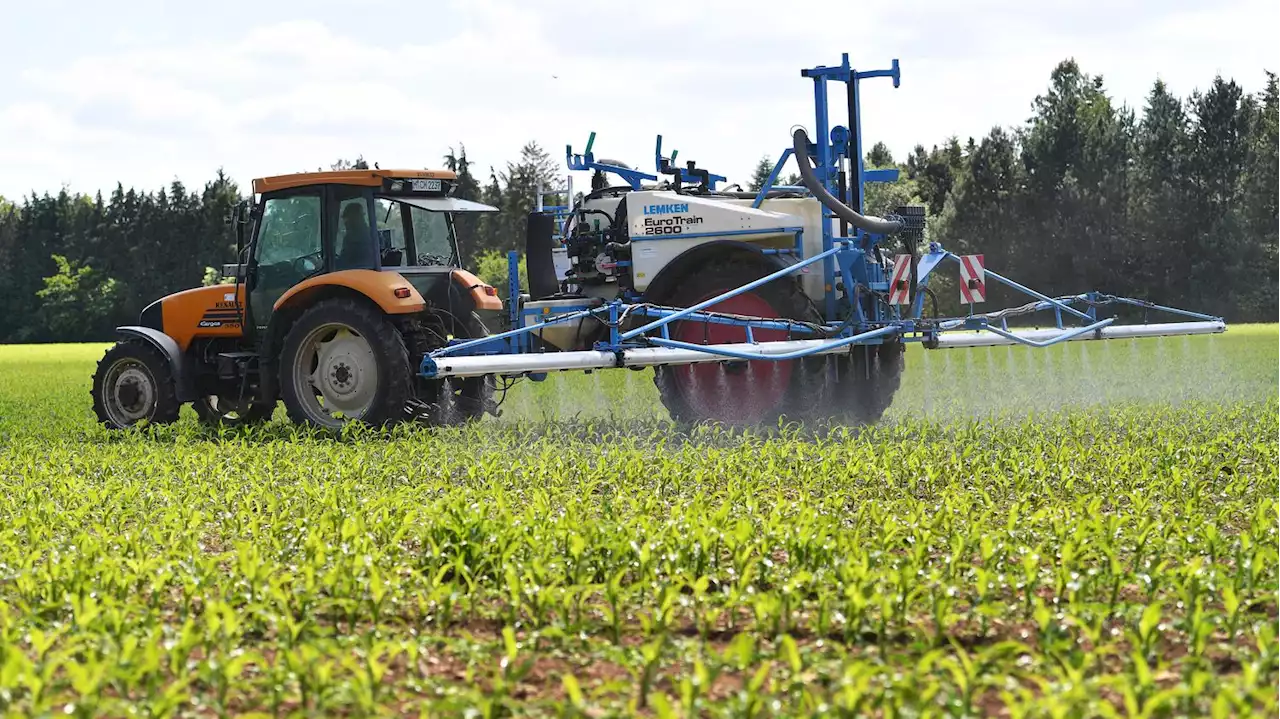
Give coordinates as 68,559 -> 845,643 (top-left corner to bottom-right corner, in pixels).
255,195 -> 321,265
333,188 -> 376,271
249,192 -> 322,328
374,197 -> 456,267
374,199 -> 410,267
410,207 -> 454,266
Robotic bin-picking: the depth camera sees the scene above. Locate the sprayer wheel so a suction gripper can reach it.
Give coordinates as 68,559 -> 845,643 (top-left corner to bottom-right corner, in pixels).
649,257 -> 820,428
855,339 -> 905,423
795,339 -> 904,426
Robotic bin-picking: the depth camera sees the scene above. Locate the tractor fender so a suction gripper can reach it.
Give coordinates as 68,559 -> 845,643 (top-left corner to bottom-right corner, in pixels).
641,240 -> 795,303
273,270 -> 426,315
116,325 -> 196,402
450,269 -> 503,312
259,280 -> 410,401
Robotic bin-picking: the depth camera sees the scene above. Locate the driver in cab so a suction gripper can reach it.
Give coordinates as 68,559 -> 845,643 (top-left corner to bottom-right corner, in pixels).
337,202 -> 376,270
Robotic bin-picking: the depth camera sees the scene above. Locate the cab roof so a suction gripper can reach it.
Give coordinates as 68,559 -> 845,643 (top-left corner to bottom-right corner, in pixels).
251,168 -> 458,194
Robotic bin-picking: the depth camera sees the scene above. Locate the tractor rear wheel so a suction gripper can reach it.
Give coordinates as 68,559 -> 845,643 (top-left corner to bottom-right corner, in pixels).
278,298 -> 413,430
650,258 -> 818,427
192,395 -> 276,427
422,312 -> 495,426
91,339 -> 181,429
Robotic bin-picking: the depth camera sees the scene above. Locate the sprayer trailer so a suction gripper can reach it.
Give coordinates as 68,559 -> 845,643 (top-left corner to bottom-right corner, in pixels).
420,53 -> 1225,427
92,53 -> 1226,431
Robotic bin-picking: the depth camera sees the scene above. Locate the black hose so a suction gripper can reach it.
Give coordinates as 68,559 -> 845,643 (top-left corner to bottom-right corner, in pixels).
577,208 -> 615,227
900,232 -> 919,308
791,128 -> 903,236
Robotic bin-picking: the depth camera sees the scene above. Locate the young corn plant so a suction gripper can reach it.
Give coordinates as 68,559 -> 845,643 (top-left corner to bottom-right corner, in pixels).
0,335 -> 1274,715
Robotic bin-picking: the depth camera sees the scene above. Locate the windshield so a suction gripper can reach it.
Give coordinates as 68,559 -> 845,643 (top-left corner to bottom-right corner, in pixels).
374,197 -> 456,267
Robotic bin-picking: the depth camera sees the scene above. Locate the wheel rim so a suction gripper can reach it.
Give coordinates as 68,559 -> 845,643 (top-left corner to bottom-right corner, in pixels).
670,290 -> 793,425
103,358 -> 157,427
291,323 -> 379,428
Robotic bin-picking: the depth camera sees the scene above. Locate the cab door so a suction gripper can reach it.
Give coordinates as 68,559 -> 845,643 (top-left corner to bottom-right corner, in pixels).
330,185 -> 378,271
246,188 -> 325,333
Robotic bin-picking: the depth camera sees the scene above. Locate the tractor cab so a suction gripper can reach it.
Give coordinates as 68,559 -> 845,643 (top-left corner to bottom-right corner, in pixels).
230,169 -> 499,334
92,168 -> 503,431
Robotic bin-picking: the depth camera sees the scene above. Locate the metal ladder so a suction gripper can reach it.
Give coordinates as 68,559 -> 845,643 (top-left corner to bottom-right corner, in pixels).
535,177 -> 575,286
535,177 -> 574,242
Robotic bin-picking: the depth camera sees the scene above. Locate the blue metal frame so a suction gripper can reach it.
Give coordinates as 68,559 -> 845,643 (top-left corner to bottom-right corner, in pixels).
418,54 -> 1225,380
618,238 -> 841,342
751,149 -> 795,209
654,135 -> 727,190
646,325 -> 897,362
789,53 -> 903,323
566,132 -> 657,190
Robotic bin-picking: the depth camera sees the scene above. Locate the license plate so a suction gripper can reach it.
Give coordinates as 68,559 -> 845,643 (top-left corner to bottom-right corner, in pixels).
411,179 -> 442,192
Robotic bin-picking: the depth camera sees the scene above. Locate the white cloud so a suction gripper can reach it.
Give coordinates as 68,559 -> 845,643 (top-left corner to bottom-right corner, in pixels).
0,0 -> 1275,200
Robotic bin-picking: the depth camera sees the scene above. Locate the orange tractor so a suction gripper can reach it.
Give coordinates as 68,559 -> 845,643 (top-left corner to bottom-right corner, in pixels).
91,168 -> 504,429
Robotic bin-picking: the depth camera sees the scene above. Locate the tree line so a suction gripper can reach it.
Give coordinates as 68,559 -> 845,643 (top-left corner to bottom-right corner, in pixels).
0,142 -> 562,342
0,59 -> 1273,343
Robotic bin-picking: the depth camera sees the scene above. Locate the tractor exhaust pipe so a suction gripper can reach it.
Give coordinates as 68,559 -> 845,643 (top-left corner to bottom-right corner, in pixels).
792,128 -> 904,236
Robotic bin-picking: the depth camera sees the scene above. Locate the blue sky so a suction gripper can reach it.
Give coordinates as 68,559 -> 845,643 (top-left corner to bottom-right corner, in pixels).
1,0 -> 1275,200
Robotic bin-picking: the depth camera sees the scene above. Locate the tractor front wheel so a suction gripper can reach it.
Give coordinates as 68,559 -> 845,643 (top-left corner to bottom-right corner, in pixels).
91,339 -> 182,429
279,298 -> 413,430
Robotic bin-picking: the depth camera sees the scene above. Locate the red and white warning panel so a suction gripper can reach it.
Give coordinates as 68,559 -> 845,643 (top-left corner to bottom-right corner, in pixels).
959,254 -> 986,304
889,254 -> 912,305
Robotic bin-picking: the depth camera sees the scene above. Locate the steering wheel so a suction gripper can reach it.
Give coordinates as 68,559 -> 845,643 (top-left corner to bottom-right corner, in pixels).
417,253 -> 450,267
292,251 -> 323,276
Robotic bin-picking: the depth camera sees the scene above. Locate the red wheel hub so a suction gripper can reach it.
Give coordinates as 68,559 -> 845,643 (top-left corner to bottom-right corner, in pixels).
670,290 -> 793,424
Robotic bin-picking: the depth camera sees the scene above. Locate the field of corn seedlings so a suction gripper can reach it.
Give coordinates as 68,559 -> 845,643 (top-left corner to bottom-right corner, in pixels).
0,326 -> 1275,717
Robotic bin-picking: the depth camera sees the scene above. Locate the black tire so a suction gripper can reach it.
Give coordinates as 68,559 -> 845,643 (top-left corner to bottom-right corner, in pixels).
192,396 -> 276,427
847,339 -> 904,424
795,339 -> 904,426
648,256 -> 820,427
421,312 -> 495,426
278,297 -> 413,430
91,339 -> 181,429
